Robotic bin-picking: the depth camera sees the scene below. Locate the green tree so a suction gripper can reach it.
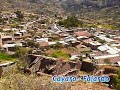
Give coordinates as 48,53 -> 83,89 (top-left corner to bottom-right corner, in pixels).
106,34 -> 110,38
58,16 -> 83,28
15,47 -> 31,67
52,42 -> 64,49
50,50 -> 70,60
15,47 -> 28,59
27,40 -> 36,48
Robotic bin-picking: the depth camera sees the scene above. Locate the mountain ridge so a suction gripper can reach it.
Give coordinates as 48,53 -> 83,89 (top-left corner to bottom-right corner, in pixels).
0,0 -> 120,28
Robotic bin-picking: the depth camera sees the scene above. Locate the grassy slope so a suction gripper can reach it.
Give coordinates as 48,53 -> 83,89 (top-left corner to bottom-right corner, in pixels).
0,53 -> 16,62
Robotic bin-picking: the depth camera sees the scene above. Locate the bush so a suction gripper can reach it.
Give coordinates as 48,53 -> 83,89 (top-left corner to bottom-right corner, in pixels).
51,42 -> 64,49
113,68 -> 120,90
27,40 -> 36,48
0,72 -> 71,90
14,47 -> 31,67
50,50 -> 70,60
58,16 -> 83,28
94,37 -> 106,44
10,23 -> 20,28
0,52 -> 15,61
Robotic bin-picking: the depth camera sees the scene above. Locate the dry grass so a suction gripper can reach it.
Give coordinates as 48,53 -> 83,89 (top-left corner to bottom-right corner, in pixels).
0,71 -> 72,90
0,65 -> 112,90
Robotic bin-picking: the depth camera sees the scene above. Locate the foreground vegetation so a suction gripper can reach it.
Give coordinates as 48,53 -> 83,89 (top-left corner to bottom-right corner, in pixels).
0,67 -> 71,90
49,50 -> 70,60
113,68 -> 120,90
0,52 -> 16,62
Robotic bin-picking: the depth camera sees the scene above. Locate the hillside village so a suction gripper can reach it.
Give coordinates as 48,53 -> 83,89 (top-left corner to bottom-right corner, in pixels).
0,11 -> 120,90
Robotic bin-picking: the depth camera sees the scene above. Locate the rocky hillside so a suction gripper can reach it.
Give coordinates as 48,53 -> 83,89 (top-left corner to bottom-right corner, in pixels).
0,0 -> 120,28
0,0 -> 64,15
52,0 -> 120,28
60,0 -> 120,11
1,0 -> 120,13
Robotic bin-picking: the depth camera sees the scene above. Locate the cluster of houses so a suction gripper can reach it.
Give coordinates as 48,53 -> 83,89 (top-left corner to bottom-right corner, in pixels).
1,12 -> 120,89
0,12 -> 120,70
47,24 -> 120,66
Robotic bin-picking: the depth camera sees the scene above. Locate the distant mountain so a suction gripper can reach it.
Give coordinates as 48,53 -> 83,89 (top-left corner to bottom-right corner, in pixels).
0,0 -> 120,28
60,0 -> 120,11
1,0 -> 120,12
0,0 -> 64,15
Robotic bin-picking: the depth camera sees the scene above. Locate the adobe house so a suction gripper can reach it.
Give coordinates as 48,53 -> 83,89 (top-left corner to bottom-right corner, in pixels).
2,42 -> 22,52
27,55 -> 82,76
81,59 -> 96,72
76,44 -> 91,52
88,41 -> 101,50
0,33 -> 13,46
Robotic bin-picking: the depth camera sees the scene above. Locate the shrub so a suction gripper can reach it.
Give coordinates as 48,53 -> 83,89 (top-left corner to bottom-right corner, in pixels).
58,16 -> 83,28
50,50 -> 70,60
0,52 -> 15,61
113,68 -> 120,90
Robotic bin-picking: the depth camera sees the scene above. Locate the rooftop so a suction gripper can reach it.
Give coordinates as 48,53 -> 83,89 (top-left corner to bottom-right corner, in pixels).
74,31 -> 92,37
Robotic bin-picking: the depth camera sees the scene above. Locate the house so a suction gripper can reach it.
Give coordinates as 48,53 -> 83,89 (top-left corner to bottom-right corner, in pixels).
14,32 -> 22,37
27,55 -> 81,75
88,41 -> 101,50
89,50 -> 120,66
81,59 -> 95,72
48,41 -> 68,46
0,33 -> 13,46
38,41 -> 49,47
3,28 -> 11,31
50,24 -> 62,34
93,54 -> 119,60
35,38 -> 49,42
58,41 -> 68,45
64,36 -> 77,43
82,38 -> 92,46
66,29 -> 74,34
96,55 -> 120,66
98,44 -> 120,54
113,36 -> 120,41
59,32 -> 69,38
1,13 -> 17,19
76,44 -> 91,52
19,30 -> 27,35
48,42 -> 57,45
77,36 -> 89,40
2,42 -> 22,51
74,31 -> 92,38
111,42 -> 120,47
70,54 -> 80,60
96,35 -> 115,43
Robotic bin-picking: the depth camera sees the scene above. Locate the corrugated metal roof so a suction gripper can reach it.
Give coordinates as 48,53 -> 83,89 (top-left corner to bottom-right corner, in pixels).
98,44 -> 120,54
